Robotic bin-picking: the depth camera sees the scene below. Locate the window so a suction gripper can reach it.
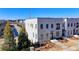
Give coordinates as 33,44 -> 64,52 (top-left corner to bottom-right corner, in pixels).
46,33 -> 48,39
56,31 -> 60,36
30,23 -> 33,28
46,24 -> 48,29
35,24 -> 37,29
51,24 -> 53,28
73,29 -> 75,35
33,32 -> 34,37
35,34 -> 37,39
56,23 -> 60,30
68,23 -> 70,27
50,31 -> 53,39
71,30 -> 72,34
40,34 -> 43,39
76,30 -> 78,33
68,30 -> 69,35
71,23 -> 73,27
1,29 -> 4,31
40,24 -> 43,29
74,23 -> 75,26
62,23 -> 65,27
76,22 -> 79,28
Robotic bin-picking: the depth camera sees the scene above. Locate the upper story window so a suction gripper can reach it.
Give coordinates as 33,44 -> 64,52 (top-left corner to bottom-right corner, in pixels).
40,24 -> 43,29
62,23 -> 65,27
56,23 -> 60,30
71,23 -> 73,27
68,23 -> 70,27
46,24 -> 48,29
76,22 -> 79,28
51,24 -> 53,28
30,23 -> 33,28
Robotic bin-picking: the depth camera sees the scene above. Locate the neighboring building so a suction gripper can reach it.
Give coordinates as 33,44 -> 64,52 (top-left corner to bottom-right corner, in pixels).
0,20 -> 6,36
24,18 -> 79,44
0,20 -> 21,38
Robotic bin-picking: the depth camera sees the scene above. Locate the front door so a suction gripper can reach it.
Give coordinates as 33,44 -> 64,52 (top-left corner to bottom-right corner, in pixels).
62,29 -> 66,36
73,29 -> 75,35
50,31 -> 53,40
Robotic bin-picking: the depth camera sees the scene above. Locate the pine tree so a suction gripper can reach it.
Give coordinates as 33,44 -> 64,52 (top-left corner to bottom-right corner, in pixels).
2,21 -> 16,51
18,26 -> 30,50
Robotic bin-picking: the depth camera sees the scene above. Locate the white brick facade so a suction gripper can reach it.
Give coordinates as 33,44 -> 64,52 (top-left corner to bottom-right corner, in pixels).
24,18 -> 79,44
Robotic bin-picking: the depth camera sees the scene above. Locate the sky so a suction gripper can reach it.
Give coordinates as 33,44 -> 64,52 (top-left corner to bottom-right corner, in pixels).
0,8 -> 79,19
